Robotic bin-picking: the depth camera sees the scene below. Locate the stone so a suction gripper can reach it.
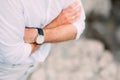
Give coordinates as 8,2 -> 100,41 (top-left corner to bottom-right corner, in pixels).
115,26 -> 120,45
82,0 -> 111,17
29,39 -> 117,80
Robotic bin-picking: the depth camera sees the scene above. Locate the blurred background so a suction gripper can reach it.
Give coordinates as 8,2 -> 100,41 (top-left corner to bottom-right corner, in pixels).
29,0 -> 120,80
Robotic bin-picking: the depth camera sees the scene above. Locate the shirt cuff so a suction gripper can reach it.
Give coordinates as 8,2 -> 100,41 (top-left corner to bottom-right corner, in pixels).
73,21 -> 85,40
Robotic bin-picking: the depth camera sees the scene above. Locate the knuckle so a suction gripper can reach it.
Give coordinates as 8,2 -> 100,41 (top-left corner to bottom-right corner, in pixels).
61,13 -> 66,18
62,11 -> 67,15
62,10 -> 66,14
64,14 -> 68,18
66,18 -> 71,23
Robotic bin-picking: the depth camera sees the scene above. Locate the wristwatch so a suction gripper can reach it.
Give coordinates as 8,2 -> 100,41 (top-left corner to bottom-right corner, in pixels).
36,28 -> 45,44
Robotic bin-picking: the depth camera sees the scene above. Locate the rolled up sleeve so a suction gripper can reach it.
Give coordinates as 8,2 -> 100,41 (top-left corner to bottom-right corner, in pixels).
73,0 -> 86,40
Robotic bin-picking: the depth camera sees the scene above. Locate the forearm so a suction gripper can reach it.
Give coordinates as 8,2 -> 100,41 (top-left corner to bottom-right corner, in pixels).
43,24 -> 77,43
29,24 -> 76,54
44,19 -> 59,29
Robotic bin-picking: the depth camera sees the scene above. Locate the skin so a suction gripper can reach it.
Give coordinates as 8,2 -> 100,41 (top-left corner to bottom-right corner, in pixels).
24,1 -> 81,54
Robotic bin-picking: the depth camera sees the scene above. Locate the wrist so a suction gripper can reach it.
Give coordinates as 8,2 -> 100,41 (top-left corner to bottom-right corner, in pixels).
43,28 -> 48,43
43,28 -> 54,43
35,28 -> 45,44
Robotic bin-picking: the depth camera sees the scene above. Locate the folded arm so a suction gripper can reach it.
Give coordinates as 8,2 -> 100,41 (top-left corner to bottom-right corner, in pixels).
25,1 -> 85,54
0,0 -> 85,64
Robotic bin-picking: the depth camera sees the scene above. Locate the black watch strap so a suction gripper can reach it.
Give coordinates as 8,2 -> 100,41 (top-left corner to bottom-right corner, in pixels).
37,28 -> 44,35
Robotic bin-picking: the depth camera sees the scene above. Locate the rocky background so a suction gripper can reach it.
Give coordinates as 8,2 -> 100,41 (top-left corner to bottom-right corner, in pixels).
29,0 -> 120,80
83,0 -> 120,52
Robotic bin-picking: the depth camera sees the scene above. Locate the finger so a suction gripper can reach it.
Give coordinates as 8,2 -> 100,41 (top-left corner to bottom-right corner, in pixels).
74,14 -> 81,20
71,14 -> 80,23
70,17 -> 79,23
67,6 -> 81,17
71,6 -> 81,16
64,1 -> 80,12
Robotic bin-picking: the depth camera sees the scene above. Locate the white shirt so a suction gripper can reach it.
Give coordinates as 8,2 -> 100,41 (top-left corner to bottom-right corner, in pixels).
0,0 -> 85,65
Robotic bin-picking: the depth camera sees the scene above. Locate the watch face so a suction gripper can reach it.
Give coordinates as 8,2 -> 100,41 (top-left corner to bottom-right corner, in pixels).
36,35 -> 44,44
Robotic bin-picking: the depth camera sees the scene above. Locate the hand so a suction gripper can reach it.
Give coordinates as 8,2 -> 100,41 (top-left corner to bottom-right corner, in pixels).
24,28 -> 38,43
44,1 -> 81,29
55,1 -> 81,26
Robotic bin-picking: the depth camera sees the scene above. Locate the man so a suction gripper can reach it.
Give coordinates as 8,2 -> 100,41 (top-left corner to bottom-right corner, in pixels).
0,0 -> 85,80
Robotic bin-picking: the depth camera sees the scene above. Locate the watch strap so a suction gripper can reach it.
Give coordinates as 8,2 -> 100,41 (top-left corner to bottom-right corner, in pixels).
37,28 -> 44,35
